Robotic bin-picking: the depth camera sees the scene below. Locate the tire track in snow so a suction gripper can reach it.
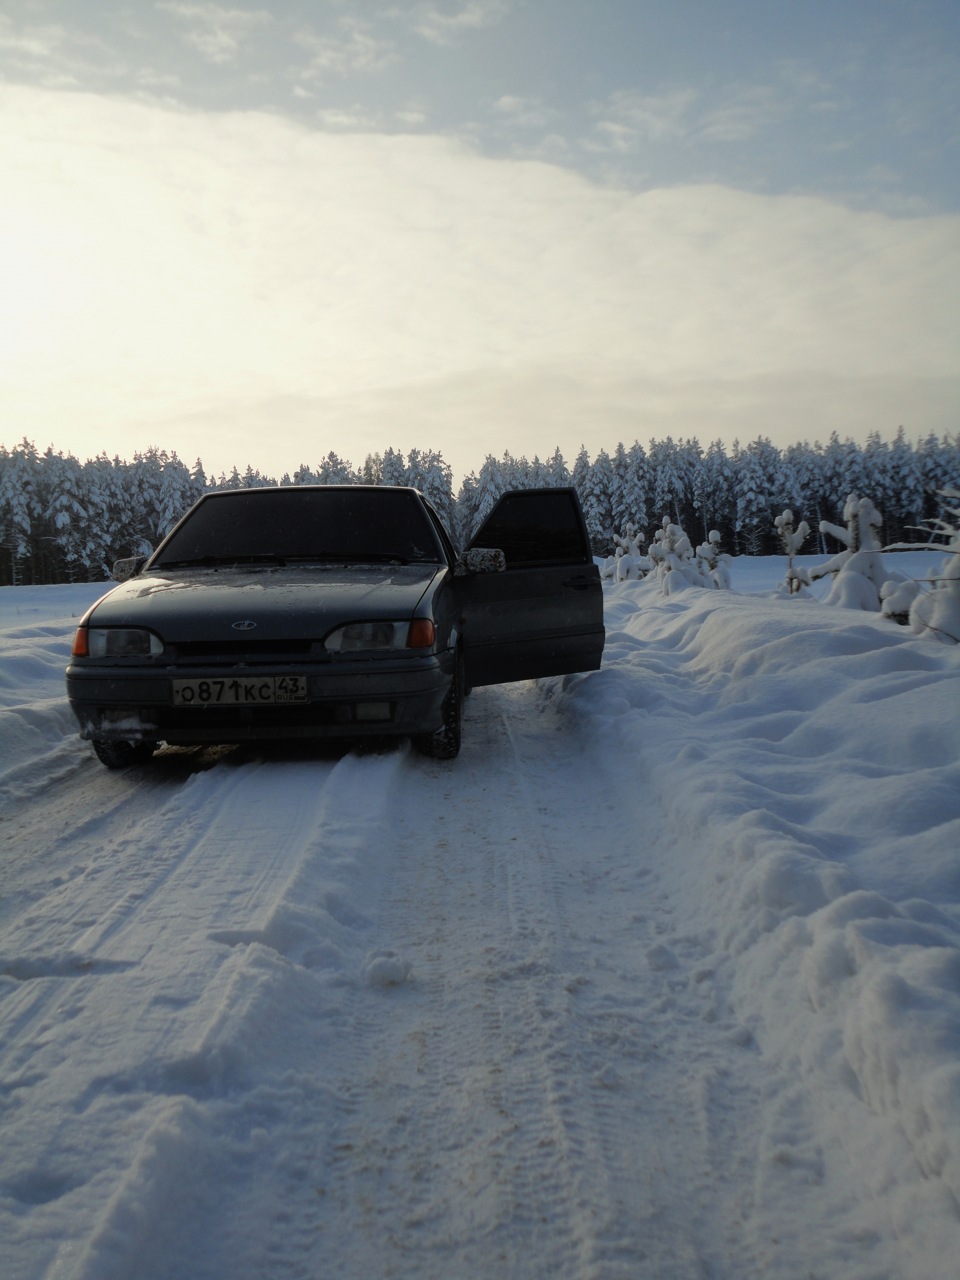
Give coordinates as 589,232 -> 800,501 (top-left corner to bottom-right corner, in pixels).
285,684 -> 765,1280
0,747 -> 407,1280
498,730 -> 767,1280
302,683 -> 776,1280
327,713 -> 596,1278
491,687 -> 727,1280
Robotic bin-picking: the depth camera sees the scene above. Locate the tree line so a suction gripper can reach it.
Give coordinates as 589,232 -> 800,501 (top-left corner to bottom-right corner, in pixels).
1,430 -> 957,586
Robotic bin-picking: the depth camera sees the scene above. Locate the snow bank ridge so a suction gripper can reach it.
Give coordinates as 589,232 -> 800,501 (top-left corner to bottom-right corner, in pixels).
555,569 -> 960,1231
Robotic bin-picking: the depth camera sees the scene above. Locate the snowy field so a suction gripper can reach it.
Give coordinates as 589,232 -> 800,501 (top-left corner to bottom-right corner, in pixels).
1,554 -> 958,1280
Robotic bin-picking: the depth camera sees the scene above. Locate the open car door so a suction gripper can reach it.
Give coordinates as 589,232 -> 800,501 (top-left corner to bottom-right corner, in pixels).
460,488 -> 605,688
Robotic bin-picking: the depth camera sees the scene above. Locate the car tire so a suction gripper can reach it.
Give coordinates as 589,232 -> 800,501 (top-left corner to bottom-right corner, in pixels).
415,653 -> 463,761
92,740 -> 158,769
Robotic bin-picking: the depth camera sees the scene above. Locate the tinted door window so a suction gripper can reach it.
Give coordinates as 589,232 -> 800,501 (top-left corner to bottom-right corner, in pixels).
471,490 -> 591,567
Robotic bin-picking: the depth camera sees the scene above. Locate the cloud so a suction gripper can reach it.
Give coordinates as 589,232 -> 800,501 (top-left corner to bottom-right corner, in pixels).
316,104 -> 381,129
158,3 -> 272,65
588,88 -> 698,150
585,66 -> 839,156
395,104 -> 428,126
410,1 -> 511,46
2,85 -> 957,482
0,14 -> 111,87
492,94 -> 554,129
697,83 -> 782,143
294,17 -> 396,84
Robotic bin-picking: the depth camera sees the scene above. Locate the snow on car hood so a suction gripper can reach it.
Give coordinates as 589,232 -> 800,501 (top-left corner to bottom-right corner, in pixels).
83,564 -> 445,642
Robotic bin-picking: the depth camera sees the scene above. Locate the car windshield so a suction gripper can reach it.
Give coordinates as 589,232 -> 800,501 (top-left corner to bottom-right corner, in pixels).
152,488 -> 447,568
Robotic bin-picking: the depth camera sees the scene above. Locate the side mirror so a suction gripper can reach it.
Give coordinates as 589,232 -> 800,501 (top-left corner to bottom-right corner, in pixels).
113,555 -> 150,582
455,547 -> 507,577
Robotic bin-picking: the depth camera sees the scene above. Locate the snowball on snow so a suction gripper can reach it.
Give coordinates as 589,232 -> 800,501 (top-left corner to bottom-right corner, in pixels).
362,948 -> 412,987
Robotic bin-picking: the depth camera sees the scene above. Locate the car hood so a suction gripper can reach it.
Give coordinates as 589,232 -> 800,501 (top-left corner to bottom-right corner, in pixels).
84,564 -> 445,642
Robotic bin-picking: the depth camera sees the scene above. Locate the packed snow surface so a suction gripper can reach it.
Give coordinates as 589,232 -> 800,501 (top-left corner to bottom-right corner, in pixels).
1,554 -> 958,1280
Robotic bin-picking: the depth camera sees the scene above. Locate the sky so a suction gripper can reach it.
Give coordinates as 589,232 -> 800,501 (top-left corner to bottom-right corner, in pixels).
1,1 -> 958,485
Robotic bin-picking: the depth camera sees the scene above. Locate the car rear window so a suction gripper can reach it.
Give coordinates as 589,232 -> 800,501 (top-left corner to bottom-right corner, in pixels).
153,488 -> 446,566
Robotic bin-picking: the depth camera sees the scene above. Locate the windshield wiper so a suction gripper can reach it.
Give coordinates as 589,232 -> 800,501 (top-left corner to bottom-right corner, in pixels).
154,551 -> 438,569
279,552 -> 415,565
153,554 -> 288,569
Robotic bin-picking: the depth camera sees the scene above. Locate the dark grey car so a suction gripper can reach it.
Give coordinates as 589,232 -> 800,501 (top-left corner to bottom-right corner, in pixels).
66,485 -> 604,765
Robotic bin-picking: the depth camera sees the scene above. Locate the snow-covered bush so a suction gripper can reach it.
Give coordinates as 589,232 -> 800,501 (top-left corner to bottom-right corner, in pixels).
773,509 -> 811,595
599,522 -> 650,581
648,518 -> 710,594
892,488 -> 960,644
879,577 -> 921,625
809,493 -> 907,611
695,530 -> 732,589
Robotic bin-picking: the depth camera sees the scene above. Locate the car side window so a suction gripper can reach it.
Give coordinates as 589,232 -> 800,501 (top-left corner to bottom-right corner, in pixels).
420,500 -> 458,566
471,490 -> 591,568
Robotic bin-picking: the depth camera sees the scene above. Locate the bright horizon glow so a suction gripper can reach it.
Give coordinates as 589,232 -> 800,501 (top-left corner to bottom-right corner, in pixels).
1,2 -> 958,483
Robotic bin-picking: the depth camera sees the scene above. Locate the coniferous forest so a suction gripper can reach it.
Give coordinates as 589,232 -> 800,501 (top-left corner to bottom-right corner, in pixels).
1,430 -> 957,586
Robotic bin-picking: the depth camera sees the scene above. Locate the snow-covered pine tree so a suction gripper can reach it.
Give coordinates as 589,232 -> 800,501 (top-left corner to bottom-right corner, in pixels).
316,451 -> 356,484
500,452 -> 526,490
571,444 -> 592,507
466,453 -> 508,536
577,449 -> 613,554
817,432 -> 870,529
380,448 -> 407,487
690,446 -> 713,543
785,441 -> 829,553
0,441 -> 40,584
527,455 -> 551,489
610,442 -> 632,537
546,447 -> 569,486
618,441 -> 650,536
412,449 -> 454,528
45,449 -> 89,581
454,471 -> 478,545
881,427 -> 924,544
238,464 -> 273,488
649,437 -> 686,528
918,432 -> 960,530
360,453 -> 383,485
676,438 -> 702,534
82,454 -> 129,577
732,438 -> 776,555
693,440 -> 732,546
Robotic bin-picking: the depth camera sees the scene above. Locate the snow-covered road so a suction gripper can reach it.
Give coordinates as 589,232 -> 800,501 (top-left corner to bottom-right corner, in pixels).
2,561 -> 958,1279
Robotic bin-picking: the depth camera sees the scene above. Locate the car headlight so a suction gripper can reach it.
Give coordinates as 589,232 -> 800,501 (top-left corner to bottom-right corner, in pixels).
324,619 -> 435,653
73,627 -> 164,658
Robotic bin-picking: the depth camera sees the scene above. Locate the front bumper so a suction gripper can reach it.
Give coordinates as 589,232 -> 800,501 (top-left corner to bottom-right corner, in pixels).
66,653 -> 454,745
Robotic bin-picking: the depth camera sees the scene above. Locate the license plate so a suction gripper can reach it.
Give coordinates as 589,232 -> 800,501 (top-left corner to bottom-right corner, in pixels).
172,675 -> 309,706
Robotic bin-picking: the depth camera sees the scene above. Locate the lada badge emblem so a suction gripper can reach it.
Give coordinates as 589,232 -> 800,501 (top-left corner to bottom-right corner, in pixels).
231,620 -> 257,631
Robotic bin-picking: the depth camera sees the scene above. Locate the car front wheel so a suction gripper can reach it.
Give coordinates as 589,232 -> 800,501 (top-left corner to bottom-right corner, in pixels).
415,654 -> 462,761
92,740 -> 158,769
